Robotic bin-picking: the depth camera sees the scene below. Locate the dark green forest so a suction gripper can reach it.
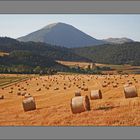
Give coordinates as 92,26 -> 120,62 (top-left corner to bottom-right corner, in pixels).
0,37 -> 93,74
1,37 -> 140,74
72,42 -> 140,66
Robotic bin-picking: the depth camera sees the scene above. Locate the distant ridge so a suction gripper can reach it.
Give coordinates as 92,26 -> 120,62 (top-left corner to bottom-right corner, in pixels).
103,37 -> 134,44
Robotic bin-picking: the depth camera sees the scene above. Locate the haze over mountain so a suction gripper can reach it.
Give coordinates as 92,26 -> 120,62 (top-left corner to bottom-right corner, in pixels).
103,37 -> 134,44
18,22 -> 105,48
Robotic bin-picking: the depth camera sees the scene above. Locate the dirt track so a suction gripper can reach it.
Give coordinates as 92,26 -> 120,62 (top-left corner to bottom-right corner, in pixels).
0,74 -> 140,126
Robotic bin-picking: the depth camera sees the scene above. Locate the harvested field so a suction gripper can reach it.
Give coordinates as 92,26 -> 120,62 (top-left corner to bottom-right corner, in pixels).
0,74 -> 31,87
0,74 -> 140,126
0,51 -> 9,56
57,60 -> 95,69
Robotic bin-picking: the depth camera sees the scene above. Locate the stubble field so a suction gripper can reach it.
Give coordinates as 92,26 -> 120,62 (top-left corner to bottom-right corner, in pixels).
0,74 -> 140,126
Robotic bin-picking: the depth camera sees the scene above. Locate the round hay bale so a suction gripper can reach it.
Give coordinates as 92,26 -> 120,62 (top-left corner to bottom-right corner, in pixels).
70,95 -> 90,114
102,83 -> 107,87
90,90 -> 102,100
107,82 -> 110,85
84,87 -> 88,91
36,88 -> 41,91
124,85 -> 138,98
113,83 -> 118,88
9,91 -> 13,93
17,92 -> 21,96
21,92 -> 26,96
128,81 -> 133,85
24,88 -> 27,91
0,95 -> 4,100
75,91 -> 81,96
124,83 -> 130,87
54,87 -> 59,90
24,93 -> 32,98
45,87 -> 49,90
22,97 -> 36,112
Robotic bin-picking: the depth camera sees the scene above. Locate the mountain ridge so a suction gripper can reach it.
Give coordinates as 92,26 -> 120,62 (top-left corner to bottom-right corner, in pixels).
17,22 -> 105,48
103,37 -> 134,44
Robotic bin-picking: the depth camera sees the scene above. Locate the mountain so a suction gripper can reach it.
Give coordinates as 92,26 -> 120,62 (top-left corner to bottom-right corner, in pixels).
18,22 -> 105,48
71,42 -> 140,66
103,37 -> 134,44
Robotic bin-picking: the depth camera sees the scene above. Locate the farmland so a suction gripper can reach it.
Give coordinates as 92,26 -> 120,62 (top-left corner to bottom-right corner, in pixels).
0,73 -> 140,126
0,74 -> 30,88
0,51 -> 9,56
57,60 -> 95,69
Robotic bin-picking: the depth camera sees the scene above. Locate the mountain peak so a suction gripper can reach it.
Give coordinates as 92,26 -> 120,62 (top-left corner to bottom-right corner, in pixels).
42,22 -> 72,29
18,22 -> 104,48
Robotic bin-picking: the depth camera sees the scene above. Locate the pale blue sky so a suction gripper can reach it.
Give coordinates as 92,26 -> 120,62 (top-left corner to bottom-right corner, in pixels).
0,14 -> 140,41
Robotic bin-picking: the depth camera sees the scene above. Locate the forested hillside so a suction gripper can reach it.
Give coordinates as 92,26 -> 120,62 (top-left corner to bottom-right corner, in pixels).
72,42 -> 140,66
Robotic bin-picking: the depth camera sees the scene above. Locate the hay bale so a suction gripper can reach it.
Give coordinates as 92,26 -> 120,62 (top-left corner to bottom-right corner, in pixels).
90,90 -> 102,100
54,87 -> 59,90
36,88 -> 41,91
45,87 -> 49,90
128,81 -> 132,85
0,95 -> 4,99
17,92 -> 21,96
102,83 -> 107,87
113,83 -> 118,88
107,82 -> 110,85
75,91 -> 81,96
22,97 -> 36,112
84,87 -> 88,91
124,85 -> 138,98
124,83 -> 129,87
9,91 -> 13,93
21,92 -> 26,96
70,95 -> 90,114
24,93 -> 32,98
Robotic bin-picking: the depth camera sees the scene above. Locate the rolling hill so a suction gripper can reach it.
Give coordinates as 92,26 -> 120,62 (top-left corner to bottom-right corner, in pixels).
0,37 -> 92,74
71,42 -> 140,66
0,37 -> 91,62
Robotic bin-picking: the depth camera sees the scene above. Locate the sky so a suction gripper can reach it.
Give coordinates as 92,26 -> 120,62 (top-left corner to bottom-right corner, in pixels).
0,14 -> 140,41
